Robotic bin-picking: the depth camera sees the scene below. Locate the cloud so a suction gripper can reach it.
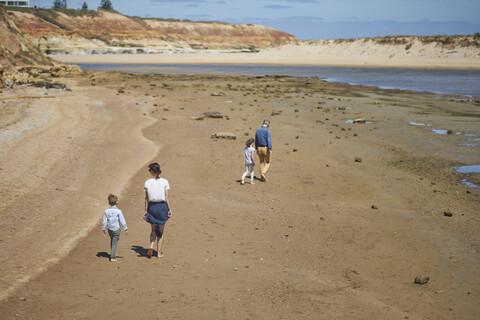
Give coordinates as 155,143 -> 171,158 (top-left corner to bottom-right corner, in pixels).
231,15 -> 480,40
259,5 -> 294,9
278,0 -> 318,2
151,0 -> 207,3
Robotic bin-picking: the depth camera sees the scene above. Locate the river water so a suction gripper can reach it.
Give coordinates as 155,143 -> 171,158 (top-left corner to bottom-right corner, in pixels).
76,63 -> 480,97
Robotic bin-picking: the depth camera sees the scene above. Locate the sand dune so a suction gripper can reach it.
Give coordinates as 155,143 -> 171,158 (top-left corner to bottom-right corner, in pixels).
53,39 -> 480,70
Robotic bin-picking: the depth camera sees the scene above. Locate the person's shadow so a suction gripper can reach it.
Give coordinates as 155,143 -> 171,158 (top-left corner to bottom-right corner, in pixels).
236,176 -> 262,184
96,252 -> 123,260
96,252 -> 110,259
131,245 -> 155,258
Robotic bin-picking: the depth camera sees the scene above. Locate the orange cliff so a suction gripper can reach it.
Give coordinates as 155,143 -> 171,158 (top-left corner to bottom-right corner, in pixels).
5,8 -> 298,55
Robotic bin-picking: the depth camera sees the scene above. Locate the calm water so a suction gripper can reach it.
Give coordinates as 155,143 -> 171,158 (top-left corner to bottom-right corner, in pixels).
76,63 -> 480,97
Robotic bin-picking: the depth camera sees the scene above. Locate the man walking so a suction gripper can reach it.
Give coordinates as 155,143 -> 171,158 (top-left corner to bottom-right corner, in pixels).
255,119 -> 272,182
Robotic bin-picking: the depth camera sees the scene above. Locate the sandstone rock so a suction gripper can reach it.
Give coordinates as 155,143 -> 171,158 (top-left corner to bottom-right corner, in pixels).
203,111 -> 223,118
2,78 -> 14,89
211,132 -> 236,140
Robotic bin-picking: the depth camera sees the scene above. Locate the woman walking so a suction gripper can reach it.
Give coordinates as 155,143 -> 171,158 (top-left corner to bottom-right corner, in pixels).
143,162 -> 172,258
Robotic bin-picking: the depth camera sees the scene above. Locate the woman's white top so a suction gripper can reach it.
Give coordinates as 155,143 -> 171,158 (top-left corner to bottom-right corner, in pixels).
144,177 -> 170,202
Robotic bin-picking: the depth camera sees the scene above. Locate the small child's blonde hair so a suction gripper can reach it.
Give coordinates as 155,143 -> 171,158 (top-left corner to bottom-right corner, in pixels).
108,194 -> 118,206
246,137 -> 255,147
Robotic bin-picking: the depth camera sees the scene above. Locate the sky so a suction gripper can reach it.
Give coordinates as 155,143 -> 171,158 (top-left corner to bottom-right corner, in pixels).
29,0 -> 480,40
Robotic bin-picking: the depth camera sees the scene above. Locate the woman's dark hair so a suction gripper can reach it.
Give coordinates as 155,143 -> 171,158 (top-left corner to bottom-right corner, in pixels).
148,162 -> 162,177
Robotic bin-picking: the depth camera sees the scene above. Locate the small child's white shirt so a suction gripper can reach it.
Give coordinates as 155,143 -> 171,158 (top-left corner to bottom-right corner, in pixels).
244,146 -> 256,164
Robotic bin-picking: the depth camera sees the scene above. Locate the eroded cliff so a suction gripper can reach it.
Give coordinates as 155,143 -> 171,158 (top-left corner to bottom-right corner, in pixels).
5,8 -> 297,55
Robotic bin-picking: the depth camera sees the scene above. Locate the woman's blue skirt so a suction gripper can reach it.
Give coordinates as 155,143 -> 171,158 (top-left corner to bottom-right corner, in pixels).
146,202 -> 169,238
146,201 -> 169,226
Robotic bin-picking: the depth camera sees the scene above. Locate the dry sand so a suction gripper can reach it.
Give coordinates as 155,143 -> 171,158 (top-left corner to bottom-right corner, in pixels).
0,69 -> 479,319
52,40 -> 480,70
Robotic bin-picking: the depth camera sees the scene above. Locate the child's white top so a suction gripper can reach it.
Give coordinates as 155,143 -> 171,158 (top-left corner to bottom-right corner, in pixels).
244,146 -> 256,164
144,177 -> 170,202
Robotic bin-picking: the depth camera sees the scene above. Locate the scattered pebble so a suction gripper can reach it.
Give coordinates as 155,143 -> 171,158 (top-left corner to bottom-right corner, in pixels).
371,205 -> 378,210
414,274 -> 429,284
355,157 -> 362,163
444,211 -> 453,217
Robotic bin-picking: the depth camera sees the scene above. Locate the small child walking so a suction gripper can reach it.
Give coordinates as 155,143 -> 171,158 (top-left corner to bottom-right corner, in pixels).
241,138 -> 256,185
102,194 -> 128,262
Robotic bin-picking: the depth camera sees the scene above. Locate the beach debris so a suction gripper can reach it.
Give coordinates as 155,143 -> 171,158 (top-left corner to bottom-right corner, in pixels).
211,92 -> 225,96
444,210 -> 453,217
414,274 -> 430,285
353,118 -> 366,124
203,111 -> 224,118
355,157 -> 362,163
371,205 -> 378,210
271,110 -> 282,116
211,132 -> 236,140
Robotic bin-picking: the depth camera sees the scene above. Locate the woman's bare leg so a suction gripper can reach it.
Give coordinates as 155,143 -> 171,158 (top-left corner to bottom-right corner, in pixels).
147,225 -> 156,257
156,225 -> 165,257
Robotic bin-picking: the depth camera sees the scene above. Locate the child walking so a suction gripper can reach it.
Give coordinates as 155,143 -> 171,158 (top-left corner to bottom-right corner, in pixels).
241,138 -> 256,185
102,194 -> 128,262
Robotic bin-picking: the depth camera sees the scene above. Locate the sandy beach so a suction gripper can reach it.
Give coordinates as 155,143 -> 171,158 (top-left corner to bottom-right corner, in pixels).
0,66 -> 479,319
52,40 -> 480,70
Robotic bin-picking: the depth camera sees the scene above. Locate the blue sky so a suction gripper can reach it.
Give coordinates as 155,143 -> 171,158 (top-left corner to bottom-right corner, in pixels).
30,0 -> 480,40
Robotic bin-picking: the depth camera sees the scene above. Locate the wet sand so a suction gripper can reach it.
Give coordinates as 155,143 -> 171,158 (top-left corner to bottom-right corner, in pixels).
0,71 -> 479,319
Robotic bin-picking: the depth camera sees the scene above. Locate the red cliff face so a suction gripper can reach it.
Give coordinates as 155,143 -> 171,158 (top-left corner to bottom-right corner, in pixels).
0,7 -> 52,70
5,8 -> 297,54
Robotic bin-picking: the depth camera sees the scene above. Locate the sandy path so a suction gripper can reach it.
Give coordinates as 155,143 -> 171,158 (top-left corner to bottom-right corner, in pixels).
0,78 -> 158,300
0,72 -> 479,319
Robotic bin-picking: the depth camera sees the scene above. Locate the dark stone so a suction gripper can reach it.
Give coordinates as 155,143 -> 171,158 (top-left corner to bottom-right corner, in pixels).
414,274 -> 429,284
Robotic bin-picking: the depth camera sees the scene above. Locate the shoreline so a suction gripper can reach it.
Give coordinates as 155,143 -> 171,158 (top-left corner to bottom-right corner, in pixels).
51,56 -> 480,97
